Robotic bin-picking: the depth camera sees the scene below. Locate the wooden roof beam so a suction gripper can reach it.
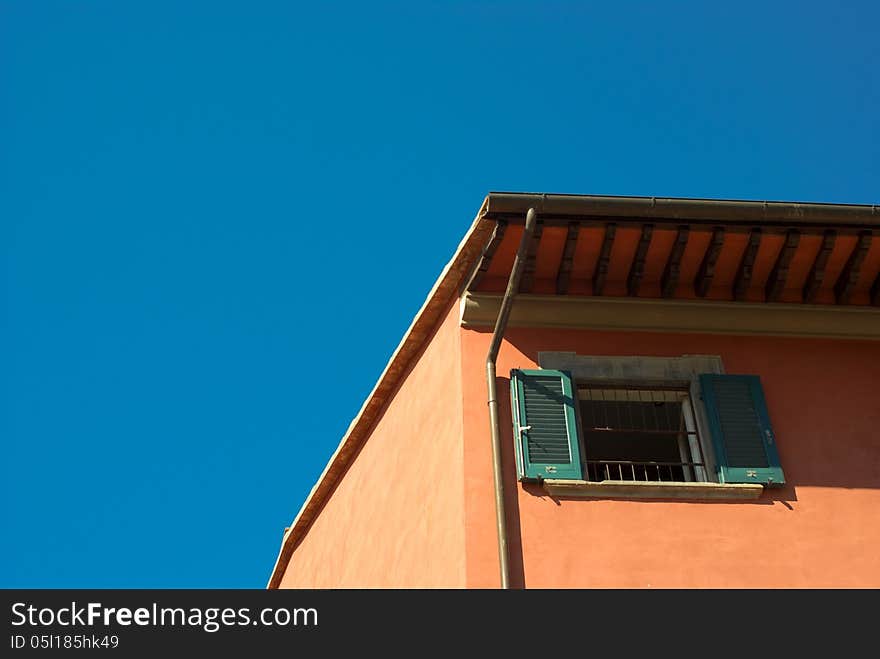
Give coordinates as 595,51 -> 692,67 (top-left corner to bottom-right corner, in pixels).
834,231 -> 872,304
802,229 -> 836,303
626,224 -> 653,297
464,220 -> 507,291
518,220 -> 543,293
694,227 -> 725,297
765,229 -> 801,302
591,224 -> 616,296
555,221 -> 580,294
733,229 -> 762,301
660,226 -> 689,298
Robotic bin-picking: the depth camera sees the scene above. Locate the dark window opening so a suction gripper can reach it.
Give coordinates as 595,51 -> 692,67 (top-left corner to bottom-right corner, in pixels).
578,386 -> 706,482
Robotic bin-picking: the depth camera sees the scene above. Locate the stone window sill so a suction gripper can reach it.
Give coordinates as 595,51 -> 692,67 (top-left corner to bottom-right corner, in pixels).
542,479 -> 764,501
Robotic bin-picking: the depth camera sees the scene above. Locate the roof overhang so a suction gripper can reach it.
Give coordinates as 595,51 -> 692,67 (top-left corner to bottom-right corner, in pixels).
469,192 -> 880,306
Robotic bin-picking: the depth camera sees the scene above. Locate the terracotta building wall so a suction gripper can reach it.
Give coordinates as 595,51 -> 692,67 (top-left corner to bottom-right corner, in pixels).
460,326 -> 880,588
279,300 -> 466,587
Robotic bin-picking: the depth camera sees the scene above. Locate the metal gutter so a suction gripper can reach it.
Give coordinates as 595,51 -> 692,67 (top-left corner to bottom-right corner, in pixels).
485,192 -> 880,227
485,208 -> 537,589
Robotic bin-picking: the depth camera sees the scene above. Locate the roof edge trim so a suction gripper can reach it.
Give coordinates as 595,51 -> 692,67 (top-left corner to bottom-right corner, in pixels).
485,192 -> 879,226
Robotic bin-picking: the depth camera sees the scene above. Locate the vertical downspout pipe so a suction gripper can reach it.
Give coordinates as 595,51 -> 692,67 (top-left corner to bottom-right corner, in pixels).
486,207 -> 537,590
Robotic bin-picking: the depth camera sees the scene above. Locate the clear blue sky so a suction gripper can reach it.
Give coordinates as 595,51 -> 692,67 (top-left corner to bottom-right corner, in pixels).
2,2 -> 877,587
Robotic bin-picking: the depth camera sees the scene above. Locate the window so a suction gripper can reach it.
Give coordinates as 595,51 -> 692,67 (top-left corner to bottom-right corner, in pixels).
510,360 -> 784,488
578,386 -> 706,483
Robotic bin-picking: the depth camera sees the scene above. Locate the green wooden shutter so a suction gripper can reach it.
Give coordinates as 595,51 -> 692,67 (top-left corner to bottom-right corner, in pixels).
510,369 -> 583,481
699,374 -> 785,487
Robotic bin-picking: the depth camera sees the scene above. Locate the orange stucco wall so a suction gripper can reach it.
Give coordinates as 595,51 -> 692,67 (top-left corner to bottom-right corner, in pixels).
461,326 -> 880,588
279,300 -> 466,587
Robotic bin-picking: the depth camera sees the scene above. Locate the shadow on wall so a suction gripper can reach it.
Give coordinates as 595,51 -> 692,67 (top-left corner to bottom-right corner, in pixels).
520,482 -> 798,508
496,376 -> 526,590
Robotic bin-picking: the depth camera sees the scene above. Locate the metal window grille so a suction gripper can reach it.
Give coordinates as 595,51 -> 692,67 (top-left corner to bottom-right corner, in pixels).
578,385 -> 706,483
